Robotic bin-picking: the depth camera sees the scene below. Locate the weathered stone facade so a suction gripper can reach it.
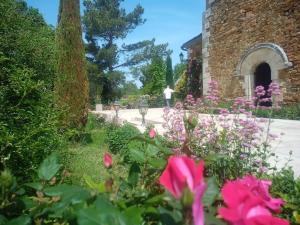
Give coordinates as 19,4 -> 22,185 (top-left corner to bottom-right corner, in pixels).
202,0 -> 300,103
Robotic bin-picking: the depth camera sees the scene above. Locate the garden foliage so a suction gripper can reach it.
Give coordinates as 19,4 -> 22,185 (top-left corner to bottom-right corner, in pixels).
105,123 -> 141,155
1,131 -> 298,224
0,0 -> 63,180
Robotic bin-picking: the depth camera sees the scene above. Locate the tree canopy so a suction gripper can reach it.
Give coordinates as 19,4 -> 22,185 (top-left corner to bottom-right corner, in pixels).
83,0 -> 172,103
165,55 -> 174,89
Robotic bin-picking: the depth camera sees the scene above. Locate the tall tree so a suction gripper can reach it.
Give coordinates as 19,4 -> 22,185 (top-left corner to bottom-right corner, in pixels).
174,62 -> 187,82
56,0 -> 89,129
165,55 -> 174,88
83,0 -> 145,72
83,1 -> 172,103
143,56 -> 166,95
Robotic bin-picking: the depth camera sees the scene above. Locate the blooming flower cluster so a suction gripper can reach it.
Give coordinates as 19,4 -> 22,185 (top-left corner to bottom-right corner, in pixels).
163,102 -> 186,144
185,94 -> 196,107
205,80 -> 220,105
159,156 -> 288,225
163,80 -> 281,172
219,175 -> 288,225
254,82 -> 282,108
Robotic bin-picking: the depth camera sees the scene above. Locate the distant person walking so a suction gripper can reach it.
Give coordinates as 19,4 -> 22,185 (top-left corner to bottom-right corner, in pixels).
163,86 -> 174,107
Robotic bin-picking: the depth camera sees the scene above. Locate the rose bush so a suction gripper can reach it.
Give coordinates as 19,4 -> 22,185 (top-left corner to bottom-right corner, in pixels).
1,80 -> 297,225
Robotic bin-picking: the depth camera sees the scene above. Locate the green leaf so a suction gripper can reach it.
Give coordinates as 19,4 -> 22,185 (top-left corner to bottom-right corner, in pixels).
77,207 -> 104,225
15,188 -> 25,195
130,135 -> 172,154
144,207 -> 158,214
145,194 -> 164,204
127,163 -> 141,186
293,211 -> 300,224
78,197 -> 127,225
44,184 -> 90,202
6,215 -> 31,225
123,206 -> 143,225
158,206 -> 182,225
25,182 -> 43,191
129,148 -> 146,163
43,185 -> 90,218
203,177 -> 219,207
94,196 -> 117,213
145,145 -> 159,157
44,184 -> 90,217
0,215 -> 7,225
38,154 -> 61,181
148,158 -> 166,169
84,175 -> 106,193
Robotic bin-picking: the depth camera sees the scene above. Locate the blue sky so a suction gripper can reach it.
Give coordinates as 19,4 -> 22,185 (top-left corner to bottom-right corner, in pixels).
26,0 -> 204,78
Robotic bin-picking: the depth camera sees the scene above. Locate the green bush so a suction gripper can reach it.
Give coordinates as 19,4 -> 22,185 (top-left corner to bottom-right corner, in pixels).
254,105 -> 300,120
270,168 -> 300,223
105,123 -> 141,154
120,95 -> 139,109
0,0 -> 63,180
148,95 -> 165,108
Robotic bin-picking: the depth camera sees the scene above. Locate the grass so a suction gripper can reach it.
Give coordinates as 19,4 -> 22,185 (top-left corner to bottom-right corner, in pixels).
62,115 -> 128,186
64,128 -> 108,185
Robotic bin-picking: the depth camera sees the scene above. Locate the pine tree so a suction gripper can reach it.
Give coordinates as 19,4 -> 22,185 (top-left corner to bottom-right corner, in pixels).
55,0 -> 89,129
166,55 -> 174,89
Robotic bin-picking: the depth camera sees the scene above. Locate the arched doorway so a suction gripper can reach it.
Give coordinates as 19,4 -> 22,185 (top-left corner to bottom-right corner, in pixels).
236,43 -> 292,99
254,62 -> 271,90
254,62 -> 271,105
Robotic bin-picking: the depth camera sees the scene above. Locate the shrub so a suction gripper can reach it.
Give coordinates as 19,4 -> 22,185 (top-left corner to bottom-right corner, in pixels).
0,0 -> 63,181
254,104 -> 300,120
120,95 -> 139,109
270,168 -> 300,223
105,123 -> 141,154
148,95 -> 165,108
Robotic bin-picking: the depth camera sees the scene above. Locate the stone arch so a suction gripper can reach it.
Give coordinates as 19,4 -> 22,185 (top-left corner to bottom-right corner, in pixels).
236,43 -> 293,98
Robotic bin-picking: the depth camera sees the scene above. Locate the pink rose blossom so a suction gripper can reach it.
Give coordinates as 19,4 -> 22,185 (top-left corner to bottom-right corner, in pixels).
159,156 -> 206,225
149,128 -> 156,139
218,176 -> 288,225
103,153 -> 113,168
240,175 -> 284,211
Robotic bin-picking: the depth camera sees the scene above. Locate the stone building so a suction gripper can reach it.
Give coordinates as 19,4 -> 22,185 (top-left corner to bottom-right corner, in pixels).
202,0 -> 300,103
181,34 -> 202,60
182,34 -> 203,97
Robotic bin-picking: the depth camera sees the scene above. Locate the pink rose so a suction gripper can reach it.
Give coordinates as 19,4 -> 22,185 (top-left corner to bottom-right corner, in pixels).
149,128 -> 156,138
103,153 -> 112,168
159,156 -> 206,225
218,176 -> 288,225
240,175 -> 284,212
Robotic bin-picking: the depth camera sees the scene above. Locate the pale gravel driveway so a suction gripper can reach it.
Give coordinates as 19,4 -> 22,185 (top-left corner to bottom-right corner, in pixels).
92,108 -> 300,176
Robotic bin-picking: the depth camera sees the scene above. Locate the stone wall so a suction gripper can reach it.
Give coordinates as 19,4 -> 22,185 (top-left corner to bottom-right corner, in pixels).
203,0 -> 300,103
